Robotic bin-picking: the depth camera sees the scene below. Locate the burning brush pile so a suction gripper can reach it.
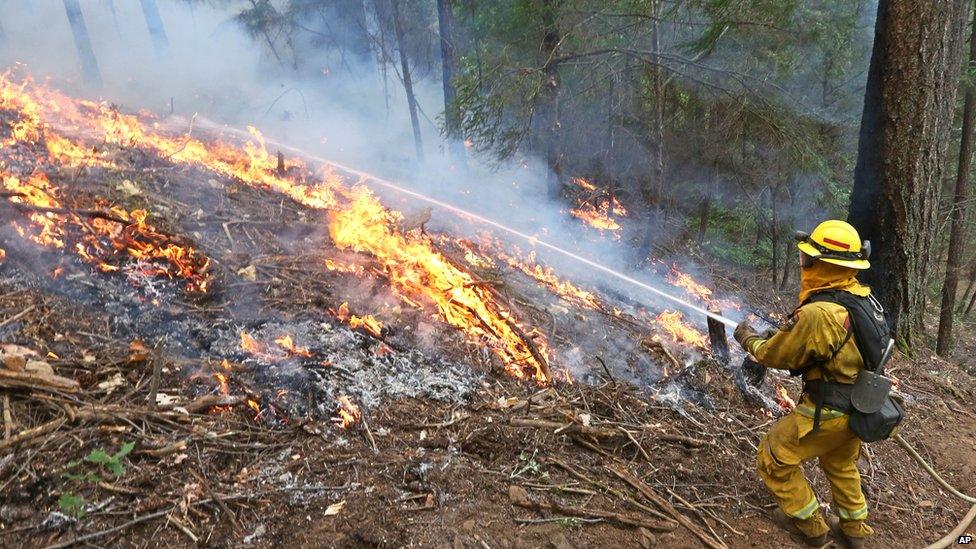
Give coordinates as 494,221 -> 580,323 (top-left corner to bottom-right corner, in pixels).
0,68 -> 772,432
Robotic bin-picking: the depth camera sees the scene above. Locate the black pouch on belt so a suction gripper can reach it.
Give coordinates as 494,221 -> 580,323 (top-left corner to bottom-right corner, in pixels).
847,370 -> 903,442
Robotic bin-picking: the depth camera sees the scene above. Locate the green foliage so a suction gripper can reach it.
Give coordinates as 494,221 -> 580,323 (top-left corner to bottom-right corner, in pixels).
62,442 -> 134,485
58,493 -> 86,519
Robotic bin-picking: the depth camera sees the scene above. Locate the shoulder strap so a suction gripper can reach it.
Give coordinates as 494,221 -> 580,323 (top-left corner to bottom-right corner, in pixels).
805,289 -> 892,372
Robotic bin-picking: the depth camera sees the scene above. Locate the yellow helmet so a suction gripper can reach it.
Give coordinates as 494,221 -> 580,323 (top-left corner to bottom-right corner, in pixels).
795,220 -> 871,270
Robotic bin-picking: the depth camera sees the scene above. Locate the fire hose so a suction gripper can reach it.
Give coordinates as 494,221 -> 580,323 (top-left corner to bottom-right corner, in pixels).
893,434 -> 976,549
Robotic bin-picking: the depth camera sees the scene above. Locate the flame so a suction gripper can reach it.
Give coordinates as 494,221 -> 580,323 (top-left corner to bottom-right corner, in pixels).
240,331 -> 264,355
668,266 -> 712,302
274,334 -> 312,357
655,310 -> 707,348
0,72 -> 552,381
214,372 -> 230,396
566,178 -> 627,238
775,386 -> 796,411
349,315 -> 383,338
332,395 -> 361,429
495,247 -> 602,310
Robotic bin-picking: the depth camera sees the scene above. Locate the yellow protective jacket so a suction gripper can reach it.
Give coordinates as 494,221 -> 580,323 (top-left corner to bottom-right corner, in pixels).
742,299 -> 863,415
744,300 -> 861,383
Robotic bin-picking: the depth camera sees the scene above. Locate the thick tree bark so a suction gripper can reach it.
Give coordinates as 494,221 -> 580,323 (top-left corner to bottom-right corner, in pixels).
645,0 -> 665,210
139,0 -> 170,55
63,0 -> 101,87
539,0 -> 563,198
390,0 -> 424,161
848,0 -> 968,342
937,4 -> 976,356
437,0 -> 466,166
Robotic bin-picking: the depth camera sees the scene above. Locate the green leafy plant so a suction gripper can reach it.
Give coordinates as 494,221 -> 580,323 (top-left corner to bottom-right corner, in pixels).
60,442 -> 135,519
58,492 -> 86,519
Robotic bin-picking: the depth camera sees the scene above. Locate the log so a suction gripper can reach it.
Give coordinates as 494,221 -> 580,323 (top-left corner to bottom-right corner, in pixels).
707,305 -> 730,364
0,369 -> 79,393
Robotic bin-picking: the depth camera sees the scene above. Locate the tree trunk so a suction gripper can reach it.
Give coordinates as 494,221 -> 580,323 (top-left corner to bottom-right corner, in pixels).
103,0 -> 122,38
958,263 -> 976,312
337,0 -> 373,63
390,0 -> 424,161
937,4 -> 976,356
646,0 -> 665,210
63,0 -> 101,87
437,0 -> 466,167
770,189 -> 779,286
847,0 -> 968,342
538,0 -> 563,198
696,175 -> 713,246
139,0 -> 169,55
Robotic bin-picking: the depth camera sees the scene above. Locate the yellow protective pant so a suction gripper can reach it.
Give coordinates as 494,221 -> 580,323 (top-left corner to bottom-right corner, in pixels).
756,406 -> 873,539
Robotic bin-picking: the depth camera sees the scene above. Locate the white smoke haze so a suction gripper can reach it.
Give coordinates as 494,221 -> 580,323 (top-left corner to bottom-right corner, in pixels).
0,0 -> 746,329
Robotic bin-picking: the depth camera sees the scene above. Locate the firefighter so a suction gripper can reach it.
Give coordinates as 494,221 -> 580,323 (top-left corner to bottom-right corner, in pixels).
733,220 -> 874,548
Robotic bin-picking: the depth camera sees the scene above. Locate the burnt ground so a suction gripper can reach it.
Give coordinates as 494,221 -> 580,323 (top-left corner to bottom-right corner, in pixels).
0,105 -> 974,548
0,284 -> 973,549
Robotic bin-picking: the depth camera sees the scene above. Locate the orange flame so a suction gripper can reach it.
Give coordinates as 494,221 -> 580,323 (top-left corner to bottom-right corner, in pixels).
775,386 -> 796,411
668,266 -> 713,302
655,310 -> 707,348
349,315 -> 383,338
274,334 -> 312,357
240,331 -> 264,355
0,71 -> 549,382
332,395 -> 361,429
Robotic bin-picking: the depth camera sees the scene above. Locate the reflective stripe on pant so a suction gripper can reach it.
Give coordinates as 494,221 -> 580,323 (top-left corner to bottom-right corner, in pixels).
756,407 -> 868,526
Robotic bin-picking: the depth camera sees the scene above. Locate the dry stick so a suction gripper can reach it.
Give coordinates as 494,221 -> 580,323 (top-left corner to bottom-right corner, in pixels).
508,485 -> 675,531
609,466 -> 727,549
922,503 -> 976,549
546,458 -> 675,525
0,369 -> 79,393
146,340 -> 165,410
0,305 -> 35,330
666,487 -> 727,544
42,499 -> 219,549
0,417 -> 66,452
894,434 -> 976,503
509,417 -> 709,448
7,201 -> 131,226
2,395 -> 10,439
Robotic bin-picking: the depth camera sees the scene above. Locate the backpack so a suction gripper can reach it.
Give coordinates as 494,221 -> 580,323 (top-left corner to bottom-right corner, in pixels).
800,290 -> 903,442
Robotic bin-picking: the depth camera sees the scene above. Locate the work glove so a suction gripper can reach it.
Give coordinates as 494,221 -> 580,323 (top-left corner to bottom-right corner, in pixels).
733,320 -> 760,352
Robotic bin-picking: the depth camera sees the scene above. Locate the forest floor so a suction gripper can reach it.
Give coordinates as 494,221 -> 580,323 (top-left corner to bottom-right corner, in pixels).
0,102 -> 974,549
0,281 -> 973,549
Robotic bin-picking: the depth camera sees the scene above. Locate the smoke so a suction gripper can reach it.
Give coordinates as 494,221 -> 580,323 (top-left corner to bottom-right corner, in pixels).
0,0 -> 750,332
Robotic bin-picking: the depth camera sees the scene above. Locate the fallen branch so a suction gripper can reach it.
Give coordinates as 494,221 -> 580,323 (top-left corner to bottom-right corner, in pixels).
181,394 -> 244,414
0,417 -> 66,452
0,306 -> 35,330
0,369 -> 79,393
508,485 -> 675,531
7,201 -> 131,226
609,465 -> 727,549
509,417 -> 710,447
